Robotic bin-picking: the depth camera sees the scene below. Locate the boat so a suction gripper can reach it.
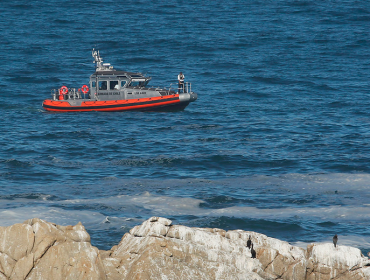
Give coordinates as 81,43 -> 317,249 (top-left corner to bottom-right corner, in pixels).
42,49 -> 197,112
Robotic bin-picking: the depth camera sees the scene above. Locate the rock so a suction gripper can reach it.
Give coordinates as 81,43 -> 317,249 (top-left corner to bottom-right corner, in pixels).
1,216 -> 370,280
105,218 -> 370,280
306,243 -> 370,280
237,232 -> 307,279
0,224 -> 34,261
27,242 -> 105,280
129,218 -> 170,237
10,253 -> 33,280
0,219 -> 105,280
148,216 -> 172,226
0,252 -> 16,278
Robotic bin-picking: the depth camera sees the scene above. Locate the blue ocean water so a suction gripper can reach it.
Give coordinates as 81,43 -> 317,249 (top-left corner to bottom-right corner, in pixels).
1,0 -> 370,254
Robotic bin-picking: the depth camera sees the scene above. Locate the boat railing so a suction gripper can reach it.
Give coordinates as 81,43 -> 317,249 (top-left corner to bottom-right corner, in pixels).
169,82 -> 192,94
50,82 -> 193,100
184,82 -> 192,93
51,88 -> 90,100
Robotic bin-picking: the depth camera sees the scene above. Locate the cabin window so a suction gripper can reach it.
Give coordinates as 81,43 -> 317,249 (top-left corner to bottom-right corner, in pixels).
99,81 -> 107,90
129,81 -> 147,87
129,81 -> 140,87
110,81 -> 119,90
91,81 -> 96,88
121,81 -> 127,87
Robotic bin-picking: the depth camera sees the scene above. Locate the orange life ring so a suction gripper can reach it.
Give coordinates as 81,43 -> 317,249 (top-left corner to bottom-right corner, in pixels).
81,85 -> 89,94
59,86 -> 68,95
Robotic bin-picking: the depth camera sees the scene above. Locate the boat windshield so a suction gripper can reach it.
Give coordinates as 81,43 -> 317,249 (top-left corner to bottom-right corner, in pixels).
129,80 -> 148,87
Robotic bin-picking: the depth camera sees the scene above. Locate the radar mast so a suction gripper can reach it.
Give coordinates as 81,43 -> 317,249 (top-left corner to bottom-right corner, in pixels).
92,48 -> 114,71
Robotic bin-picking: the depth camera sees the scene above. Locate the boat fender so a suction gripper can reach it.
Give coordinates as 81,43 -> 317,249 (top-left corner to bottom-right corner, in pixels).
81,85 -> 89,94
58,86 -> 68,100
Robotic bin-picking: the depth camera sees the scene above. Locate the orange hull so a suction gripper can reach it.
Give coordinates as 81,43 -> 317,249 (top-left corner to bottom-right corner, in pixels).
43,95 -> 185,112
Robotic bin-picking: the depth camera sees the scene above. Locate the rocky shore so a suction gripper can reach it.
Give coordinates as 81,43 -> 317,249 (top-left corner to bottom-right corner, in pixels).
0,217 -> 369,280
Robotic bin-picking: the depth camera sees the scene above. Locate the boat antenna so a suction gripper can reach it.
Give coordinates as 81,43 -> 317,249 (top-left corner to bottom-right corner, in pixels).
92,48 -> 103,70
92,48 -> 114,71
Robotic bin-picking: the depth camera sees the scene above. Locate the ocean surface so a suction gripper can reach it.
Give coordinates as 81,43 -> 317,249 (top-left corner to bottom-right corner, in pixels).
1,0 -> 370,254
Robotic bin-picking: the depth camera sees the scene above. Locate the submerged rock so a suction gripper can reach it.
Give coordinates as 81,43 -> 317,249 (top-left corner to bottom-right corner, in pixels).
0,217 -> 369,279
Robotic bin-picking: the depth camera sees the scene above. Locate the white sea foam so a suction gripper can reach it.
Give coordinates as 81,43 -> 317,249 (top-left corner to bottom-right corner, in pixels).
1,205 -> 368,251
30,191 -> 370,224
1,173 -> 370,245
2,173 -> 370,225
0,206 -> 105,227
61,191 -> 204,216
54,171 -> 370,221
209,205 -> 370,222
230,173 -> 370,195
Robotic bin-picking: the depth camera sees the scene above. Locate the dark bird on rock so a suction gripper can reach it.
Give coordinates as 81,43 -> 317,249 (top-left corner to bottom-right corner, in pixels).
247,235 -> 252,249
251,243 -> 256,259
333,234 -> 338,248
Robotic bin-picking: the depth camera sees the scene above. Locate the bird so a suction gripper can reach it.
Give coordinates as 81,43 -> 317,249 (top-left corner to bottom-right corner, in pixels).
333,234 -> 338,248
247,235 -> 252,249
251,243 -> 256,259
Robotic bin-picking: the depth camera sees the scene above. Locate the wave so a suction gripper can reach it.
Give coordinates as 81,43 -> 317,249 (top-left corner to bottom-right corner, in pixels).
1,173 -> 370,251
2,173 -> 369,223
